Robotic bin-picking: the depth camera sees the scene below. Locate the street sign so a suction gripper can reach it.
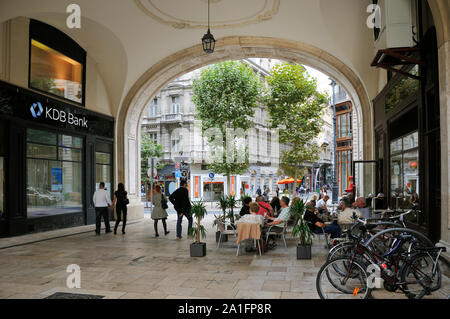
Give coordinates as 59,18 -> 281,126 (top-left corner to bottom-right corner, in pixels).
209,172 -> 215,179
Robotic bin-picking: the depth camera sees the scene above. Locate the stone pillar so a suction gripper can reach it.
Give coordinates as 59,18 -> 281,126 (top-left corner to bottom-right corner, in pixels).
438,39 -> 450,251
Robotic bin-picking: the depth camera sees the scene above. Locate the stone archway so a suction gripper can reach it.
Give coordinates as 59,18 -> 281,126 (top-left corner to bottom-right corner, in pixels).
116,36 -> 374,218
427,0 -> 450,248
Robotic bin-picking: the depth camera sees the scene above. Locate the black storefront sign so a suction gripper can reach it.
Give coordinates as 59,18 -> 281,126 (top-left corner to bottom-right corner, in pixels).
0,80 -> 113,139
0,80 -> 114,237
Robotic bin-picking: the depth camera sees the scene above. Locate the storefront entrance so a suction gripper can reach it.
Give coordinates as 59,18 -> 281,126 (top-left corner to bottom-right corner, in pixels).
203,182 -> 224,201
0,80 -> 114,236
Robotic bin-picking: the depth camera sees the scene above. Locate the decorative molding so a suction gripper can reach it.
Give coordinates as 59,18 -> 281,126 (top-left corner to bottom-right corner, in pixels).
135,0 -> 280,29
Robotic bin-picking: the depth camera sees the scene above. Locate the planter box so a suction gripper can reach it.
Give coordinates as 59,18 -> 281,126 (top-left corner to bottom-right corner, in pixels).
216,231 -> 228,243
297,244 -> 312,259
190,242 -> 206,257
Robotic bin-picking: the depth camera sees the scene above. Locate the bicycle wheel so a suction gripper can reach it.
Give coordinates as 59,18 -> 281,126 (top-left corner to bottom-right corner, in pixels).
316,257 -> 371,299
400,253 -> 441,298
327,242 -> 356,276
365,227 -> 433,264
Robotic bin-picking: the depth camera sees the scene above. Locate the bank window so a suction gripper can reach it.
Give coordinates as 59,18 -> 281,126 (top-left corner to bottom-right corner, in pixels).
390,131 -> 419,215
26,129 -> 83,218
30,39 -> 83,104
29,20 -> 86,105
96,151 -> 112,193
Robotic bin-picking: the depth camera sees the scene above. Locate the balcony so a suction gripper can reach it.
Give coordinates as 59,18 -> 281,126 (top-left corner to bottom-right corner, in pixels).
161,113 -> 183,123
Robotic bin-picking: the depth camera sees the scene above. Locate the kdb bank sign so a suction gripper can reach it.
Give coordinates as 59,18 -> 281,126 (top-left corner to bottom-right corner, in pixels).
30,102 -> 88,128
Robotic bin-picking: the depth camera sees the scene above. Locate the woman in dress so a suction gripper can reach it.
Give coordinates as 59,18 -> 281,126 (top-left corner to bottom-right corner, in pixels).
151,185 -> 169,237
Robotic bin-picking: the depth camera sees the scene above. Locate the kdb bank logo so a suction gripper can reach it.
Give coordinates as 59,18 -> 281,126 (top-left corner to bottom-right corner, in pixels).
30,102 -> 88,128
30,102 -> 44,118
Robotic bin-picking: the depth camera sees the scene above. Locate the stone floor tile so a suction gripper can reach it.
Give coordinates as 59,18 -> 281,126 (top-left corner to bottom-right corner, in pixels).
261,279 -> 291,292
190,287 -> 238,299
0,215 -> 447,300
235,289 -> 282,299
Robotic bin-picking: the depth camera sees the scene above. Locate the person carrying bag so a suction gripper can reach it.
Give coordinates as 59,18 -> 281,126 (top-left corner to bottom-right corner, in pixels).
111,183 -> 129,235
152,185 -> 169,237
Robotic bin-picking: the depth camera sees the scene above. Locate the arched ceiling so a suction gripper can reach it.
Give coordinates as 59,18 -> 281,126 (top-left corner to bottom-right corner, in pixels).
0,0 -> 378,119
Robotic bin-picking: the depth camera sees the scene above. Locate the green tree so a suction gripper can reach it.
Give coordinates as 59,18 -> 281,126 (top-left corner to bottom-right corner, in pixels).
192,61 -> 261,195
264,63 -> 328,192
141,134 -> 164,184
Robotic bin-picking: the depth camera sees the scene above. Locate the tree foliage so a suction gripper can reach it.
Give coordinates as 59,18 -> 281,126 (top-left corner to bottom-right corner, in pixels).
192,61 -> 261,188
264,63 -> 328,185
141,134 -> 164,183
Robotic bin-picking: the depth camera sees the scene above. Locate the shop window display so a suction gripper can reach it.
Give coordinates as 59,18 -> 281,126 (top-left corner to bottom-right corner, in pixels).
26,129 -> 83,217
389,131 -> 419,215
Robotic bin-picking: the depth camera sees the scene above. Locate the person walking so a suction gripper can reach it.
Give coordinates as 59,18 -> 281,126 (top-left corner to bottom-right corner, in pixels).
169,180 -> 192,240
111,182 -> 129,235
93,182 -> 112,235
152,185 -> 169,237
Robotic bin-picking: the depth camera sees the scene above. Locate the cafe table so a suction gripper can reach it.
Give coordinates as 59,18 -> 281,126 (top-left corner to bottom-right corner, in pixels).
236,218 -> 264,256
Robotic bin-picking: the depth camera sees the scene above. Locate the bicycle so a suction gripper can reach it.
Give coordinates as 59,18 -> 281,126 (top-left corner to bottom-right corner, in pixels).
316,227 -> 445,299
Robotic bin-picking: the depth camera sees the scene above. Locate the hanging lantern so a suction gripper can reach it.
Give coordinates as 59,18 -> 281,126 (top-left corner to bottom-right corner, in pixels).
201,0 -> 215,54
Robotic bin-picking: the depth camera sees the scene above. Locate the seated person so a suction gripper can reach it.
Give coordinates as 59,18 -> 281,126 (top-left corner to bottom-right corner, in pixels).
270,197 -> 281,216
353,197 -> 371,219
264,196 -> 291,233
310,195 -> 318,207
303,201 -> 341,239
249,202 -> 259,215
256,195 -> 274,217
338,197 -> 362,225
316,194 -> 330,217
239,197 -> 252,216
237,202 -> 265,226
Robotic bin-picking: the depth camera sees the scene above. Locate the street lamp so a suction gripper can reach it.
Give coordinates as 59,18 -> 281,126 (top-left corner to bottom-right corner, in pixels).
202,0 -> 215,54
330,80 -> 339,204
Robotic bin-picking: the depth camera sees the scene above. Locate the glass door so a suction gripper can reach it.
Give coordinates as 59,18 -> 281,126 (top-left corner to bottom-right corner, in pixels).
352,160 -> 377,207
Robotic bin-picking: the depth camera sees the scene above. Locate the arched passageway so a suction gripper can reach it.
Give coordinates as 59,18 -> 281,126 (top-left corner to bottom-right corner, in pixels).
116,36 -> 373,219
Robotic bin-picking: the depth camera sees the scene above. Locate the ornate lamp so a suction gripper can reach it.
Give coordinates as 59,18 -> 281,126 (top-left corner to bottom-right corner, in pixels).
202,0 -> 215,54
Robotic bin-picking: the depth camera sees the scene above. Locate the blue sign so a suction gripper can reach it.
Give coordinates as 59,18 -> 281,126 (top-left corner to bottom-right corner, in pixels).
51,167 -> 62,191
175,171 -> 182,178
209,172 -> 215,179
30,102 -> 43,118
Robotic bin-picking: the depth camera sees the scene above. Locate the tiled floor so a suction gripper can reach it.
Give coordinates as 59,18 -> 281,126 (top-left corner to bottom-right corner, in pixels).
0,215 -> 448,299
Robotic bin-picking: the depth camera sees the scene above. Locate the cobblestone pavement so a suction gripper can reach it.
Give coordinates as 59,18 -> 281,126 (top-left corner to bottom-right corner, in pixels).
0,215 -> 448,299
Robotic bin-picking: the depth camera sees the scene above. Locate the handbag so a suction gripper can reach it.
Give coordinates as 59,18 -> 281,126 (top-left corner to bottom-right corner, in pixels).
123,194 -> 129,205
161,194 -> 168,209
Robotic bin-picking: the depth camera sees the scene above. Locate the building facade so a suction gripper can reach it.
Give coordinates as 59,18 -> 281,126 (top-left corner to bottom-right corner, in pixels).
0,19 -> 115,237
141,58 -> 334,200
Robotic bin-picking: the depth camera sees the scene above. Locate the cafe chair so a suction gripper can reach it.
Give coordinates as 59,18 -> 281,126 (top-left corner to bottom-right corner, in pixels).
265,223 -> 288,250
217,219 -> 237,249
236,238 -> 261,256
304,218 -> 330,249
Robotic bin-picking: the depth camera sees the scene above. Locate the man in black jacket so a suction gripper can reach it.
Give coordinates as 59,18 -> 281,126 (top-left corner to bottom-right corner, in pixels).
169,179 -> 192,239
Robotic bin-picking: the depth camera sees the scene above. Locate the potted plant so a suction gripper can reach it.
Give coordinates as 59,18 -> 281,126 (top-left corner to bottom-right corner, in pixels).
291,199 -> 313,259
189,200 -> 208,257
216,195 -> 229,242
226,195 -> 237,225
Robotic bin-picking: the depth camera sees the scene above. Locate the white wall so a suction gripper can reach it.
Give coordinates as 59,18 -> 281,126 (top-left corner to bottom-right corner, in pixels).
0,17 -> 112,116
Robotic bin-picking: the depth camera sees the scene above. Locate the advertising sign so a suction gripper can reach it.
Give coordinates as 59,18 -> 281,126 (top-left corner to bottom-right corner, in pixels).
51,167 -> 63,191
